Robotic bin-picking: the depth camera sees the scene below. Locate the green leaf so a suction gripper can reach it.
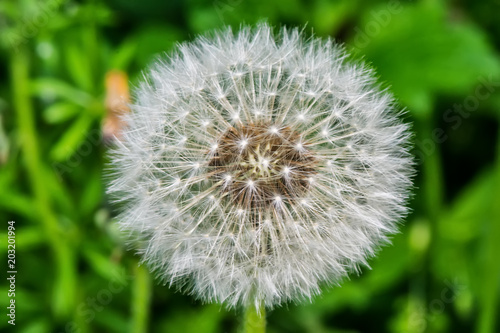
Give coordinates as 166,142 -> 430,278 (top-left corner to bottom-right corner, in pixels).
363,230 -> 410,290
21,319 -> 51,333
64,42 -> 93,91
351,2 -> 500,116
50,114 -> 95,162
159,304 -> 226,333
82,247 -> 127,284
439,169 -> 494,242
311,0 -> 358,37
477,135 -> 500,333
52,249 -> 77,319
31,78 -> 93,107
0,113 -> 8,163
0,190 -> 35,218
43,164 -> 76,216
43,102 -> 81,124
79,167 -> 103,216
94,308 -> 129,333
0,226 -> 44,254
431,169 -> 495,325
111,38 -> 138,70
0,162 -> 36,218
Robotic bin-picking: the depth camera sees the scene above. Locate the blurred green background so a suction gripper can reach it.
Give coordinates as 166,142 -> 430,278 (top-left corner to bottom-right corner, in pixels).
1,0 -> 500,332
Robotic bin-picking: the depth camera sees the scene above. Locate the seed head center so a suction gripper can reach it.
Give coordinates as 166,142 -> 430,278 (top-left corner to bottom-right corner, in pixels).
209,123 -> 317,210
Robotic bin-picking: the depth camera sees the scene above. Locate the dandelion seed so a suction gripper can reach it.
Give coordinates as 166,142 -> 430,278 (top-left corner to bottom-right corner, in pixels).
269,126 -> 279,134
107,23 -> 413,311
239,139 -> 249,149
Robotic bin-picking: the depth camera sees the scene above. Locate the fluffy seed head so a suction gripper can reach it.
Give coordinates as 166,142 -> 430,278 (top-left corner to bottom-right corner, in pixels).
108,23 -> 413,310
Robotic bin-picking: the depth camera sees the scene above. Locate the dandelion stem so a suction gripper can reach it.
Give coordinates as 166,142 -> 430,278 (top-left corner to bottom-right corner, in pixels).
243,302 -> 266,333
131,263 -> 152,333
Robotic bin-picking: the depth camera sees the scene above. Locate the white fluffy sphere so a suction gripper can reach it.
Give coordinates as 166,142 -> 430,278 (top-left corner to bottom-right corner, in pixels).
108,23 -> 413,309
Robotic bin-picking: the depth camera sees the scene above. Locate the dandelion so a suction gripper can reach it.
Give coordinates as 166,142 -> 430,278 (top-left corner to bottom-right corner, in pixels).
107,23 -> 413,321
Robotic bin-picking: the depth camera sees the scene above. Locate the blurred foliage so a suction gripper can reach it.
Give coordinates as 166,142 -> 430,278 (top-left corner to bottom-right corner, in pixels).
1,0 -> 500,332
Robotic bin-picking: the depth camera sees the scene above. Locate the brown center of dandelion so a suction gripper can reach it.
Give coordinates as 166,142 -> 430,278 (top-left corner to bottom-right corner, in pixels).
209,123 -> 318,210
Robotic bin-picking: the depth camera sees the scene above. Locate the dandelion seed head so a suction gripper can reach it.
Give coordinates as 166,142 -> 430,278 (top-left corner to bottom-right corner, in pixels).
108,23 -> 413,310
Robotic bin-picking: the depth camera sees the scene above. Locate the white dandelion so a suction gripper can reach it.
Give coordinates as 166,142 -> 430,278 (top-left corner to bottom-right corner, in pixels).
107,23 -> 413,311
